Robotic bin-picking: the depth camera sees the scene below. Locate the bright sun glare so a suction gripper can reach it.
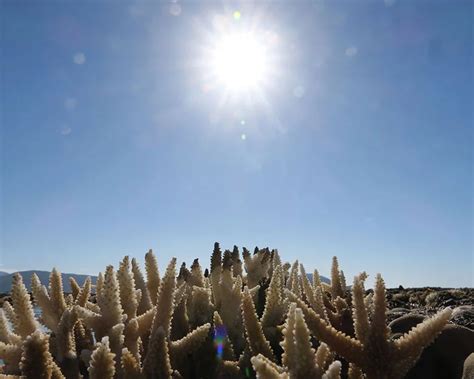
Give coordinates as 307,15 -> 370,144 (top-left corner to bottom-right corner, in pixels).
211,33 -> 268,92
196,9 -> 280,108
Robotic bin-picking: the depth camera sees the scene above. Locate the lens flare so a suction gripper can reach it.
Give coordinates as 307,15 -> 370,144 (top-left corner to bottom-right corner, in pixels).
213,324 -> 227,360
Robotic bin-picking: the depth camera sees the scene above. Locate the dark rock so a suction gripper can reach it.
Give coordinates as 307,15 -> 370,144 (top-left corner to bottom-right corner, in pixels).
443,298 -> 456,307
387,307 -> 412,322
405,324 -> 474,379
389,313 -> 426,334
452,305 -> 474,330
388,307 -> 411,314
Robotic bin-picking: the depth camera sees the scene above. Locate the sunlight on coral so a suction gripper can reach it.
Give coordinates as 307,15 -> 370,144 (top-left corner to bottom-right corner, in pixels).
0,244 -> 470,378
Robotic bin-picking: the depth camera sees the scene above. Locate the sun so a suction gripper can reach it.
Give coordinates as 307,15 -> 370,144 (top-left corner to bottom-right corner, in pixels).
193,9 -> 281,112
210,32 -> 268,92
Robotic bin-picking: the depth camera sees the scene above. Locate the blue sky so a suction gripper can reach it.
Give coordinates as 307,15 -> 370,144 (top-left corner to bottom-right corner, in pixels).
1,1 -> 472,287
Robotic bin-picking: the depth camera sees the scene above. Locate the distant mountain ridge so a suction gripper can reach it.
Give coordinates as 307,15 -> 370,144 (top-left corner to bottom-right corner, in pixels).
307,273 -> 330,285
0,270 -> 97,293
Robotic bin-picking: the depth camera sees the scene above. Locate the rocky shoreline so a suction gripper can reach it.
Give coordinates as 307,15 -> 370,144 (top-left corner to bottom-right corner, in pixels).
385,287 -> 474,329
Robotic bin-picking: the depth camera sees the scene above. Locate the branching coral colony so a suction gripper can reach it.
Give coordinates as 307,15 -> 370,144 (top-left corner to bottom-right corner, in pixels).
0,243 -> 458,379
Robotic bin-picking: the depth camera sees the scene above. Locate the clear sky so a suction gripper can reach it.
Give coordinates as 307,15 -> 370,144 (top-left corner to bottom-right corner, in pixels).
1,1 -> 472,288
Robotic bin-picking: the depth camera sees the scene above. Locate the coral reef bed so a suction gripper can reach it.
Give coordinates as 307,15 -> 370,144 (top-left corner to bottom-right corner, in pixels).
0,243 -> 472,379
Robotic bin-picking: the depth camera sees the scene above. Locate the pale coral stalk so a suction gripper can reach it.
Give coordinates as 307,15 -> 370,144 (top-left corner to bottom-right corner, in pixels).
97,265 -> 124,329
150,258 -> 177,337
189,258 -> 205,288
49,268 -> 67,318
352,275 -> 369,344
0,310 -> 21,345
75,276 -> 91,308
330,257 -> 343,299
10,273 -> 38,338
69,277 -> 81,301
143,326 -> 172,379
145,249 -> 160,305
322,361 -> 342,379
89,337 -> 116,379
394,307 -> 453,361
286,290 -> 363,364
251,354 -> 288,379
371,274 -> 390,345
315,342 -> 331,370
117,256 -> 139,320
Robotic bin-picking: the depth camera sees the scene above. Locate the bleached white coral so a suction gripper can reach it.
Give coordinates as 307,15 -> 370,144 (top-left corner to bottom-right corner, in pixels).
0,244 -> 460,379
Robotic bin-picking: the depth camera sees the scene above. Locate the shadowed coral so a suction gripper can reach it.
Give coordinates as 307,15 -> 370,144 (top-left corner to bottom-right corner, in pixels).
0,339 -> 23,374
218,272 -> 245,353
213,311 -> 236,360
131,258 -> 153,315
19,331 -> 64,379
242,286 -> 275,361
143,326 -> 171,378
261,265 -> 287,347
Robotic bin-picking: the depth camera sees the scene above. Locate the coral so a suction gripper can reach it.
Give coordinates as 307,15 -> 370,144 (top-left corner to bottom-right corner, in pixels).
278,303 -> 341,378
9,273 -> 38,338
242,287 -> 275,361
462,353 -> 474,379
19,331 -> 64,379
286,273 -> 452,378
89,337 -> 116,379
144,249 -> 160,306
0,244 -> 464,379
